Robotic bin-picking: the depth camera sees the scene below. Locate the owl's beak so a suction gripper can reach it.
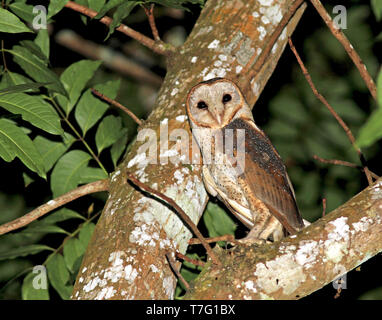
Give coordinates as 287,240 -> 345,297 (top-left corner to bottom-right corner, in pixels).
216,113 -> 222,125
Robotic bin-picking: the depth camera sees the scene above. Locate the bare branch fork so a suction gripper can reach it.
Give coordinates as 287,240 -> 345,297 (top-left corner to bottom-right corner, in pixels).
313,155 -> 380,180
166,252 -> 190,290
288,37 -> 374,186
64,1 -> 175,56
126,173 -> 222,266
143,4 -> 161,42
0,179 -> 109,236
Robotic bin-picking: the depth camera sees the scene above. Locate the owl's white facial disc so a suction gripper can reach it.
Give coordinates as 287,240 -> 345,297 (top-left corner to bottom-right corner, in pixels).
186,78 -> 245,129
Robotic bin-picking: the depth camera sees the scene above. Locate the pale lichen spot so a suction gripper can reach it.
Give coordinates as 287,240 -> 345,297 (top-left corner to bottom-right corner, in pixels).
208,39 -> 220,49
254,253 -> 306,295
163,276 -> 175,299
295,240 -> 319,269
171,88 -> 179,96
175,115 -> 187,122
259,0 -> 274,5
261,16 -> 270,24
236,65 -> 243,74
257,26 -> 267,40
191,56 -> 198,63
244,280 -> 257,293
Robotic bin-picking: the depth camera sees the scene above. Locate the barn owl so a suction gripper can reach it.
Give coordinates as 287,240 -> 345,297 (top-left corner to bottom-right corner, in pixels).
186,78 -> 304,242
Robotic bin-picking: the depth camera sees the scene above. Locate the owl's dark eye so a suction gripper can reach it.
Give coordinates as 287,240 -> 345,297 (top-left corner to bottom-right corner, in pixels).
197,101 -> 208,109
222,94 -> 232,103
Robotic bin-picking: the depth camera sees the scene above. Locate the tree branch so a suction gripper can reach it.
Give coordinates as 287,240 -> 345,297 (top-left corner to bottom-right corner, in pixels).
288,37 -> 374,185
55,30 -> 163,88
143,4 -> 161,41
91,89 -> 144,126
308,0 -> 377,101
0,179 -> 109,235
64,1 -> 175,56
185,179 -> 382,299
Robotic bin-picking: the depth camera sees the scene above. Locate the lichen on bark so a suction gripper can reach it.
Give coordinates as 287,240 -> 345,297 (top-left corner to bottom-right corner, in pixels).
72,0 -> 309,300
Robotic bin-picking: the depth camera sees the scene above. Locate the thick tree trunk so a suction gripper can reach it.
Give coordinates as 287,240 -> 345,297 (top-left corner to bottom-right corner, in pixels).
72,0 -> 308,300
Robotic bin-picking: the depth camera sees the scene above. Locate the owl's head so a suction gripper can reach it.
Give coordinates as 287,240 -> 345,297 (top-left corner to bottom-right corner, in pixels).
186,78 -> 250,129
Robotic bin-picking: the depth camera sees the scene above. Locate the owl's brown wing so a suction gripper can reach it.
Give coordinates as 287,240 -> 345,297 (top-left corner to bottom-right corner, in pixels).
224,118 -> 304,234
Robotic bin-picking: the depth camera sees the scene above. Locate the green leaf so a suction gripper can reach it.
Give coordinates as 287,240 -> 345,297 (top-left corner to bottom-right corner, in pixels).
0,82 -> 48,95
40,208 -> 85,224
89,0 -> 106,11
377,68 -> 382,108
9,2 -> 35,23
46,253 -> 73,300
75,79 -> 120,135
79,166 -> 108,184
0,244 -> 53,261
50,150 -> 92,197
22,224 -> 70,235
356,109 -> 382,148
78,222 -> 96,248
10,45 -> 67,97
22,271 -> 50,300
63,238 -> 85,273
23,172 -> 34,187
95,115 -> 126,154
371,0 -> 382,21
33,134 -> 76,172
20,40 -> 50,65
47,0 -> 69,19
95,0 -> 125,19
0,72 -> 36,92
0,7 -> 32,33
203,202 -> 236,238
0,93 -> 62,135
111,134 -> 128,167
56,60 -> 102,115
34,29 -> 50,60
106,1 -> 139,39
0,119 -> 46,178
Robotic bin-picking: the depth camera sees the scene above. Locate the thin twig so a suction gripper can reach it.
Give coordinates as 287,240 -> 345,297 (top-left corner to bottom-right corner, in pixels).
165,252 -> 190,290
288,37 -> 374,186
175,252 -> 205,267
64,1 -> 174,56
1,40 -> 7,71
126,173 -> 221,266
48,96 -> 108,175
313,155 -> 379,180
91,89 -> 143,126
0,179 -> 109,235
322,198 -> 327,217
143,4 -> 160,41
309,0 -> 377,101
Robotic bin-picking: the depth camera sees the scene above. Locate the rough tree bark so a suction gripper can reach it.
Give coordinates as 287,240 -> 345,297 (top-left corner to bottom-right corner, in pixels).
71,0 -> 381,300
